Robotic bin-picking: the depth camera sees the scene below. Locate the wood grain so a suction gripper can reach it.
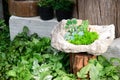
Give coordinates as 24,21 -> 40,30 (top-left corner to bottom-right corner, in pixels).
8,0 -> 38,17
116,0 -> 120,37
70,53 -> 96,79
76,0 -> 119,37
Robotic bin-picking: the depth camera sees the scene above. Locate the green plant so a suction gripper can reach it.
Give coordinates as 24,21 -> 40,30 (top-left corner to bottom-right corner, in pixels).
53,0 -> 74,11
0,20 -> 120,80
64,18 -> 99,45
0,19 -> 10,52
77,55 -> 120,80
0,26 -> 76,80
38,0 -> 54,7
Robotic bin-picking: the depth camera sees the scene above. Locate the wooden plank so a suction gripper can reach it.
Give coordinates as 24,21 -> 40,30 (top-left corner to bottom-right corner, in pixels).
78,0 -> 85,19
84,0 -> 102,24
116,0 -> 120,38
0,0 -> 3,18
77,0 -> 118,37
73,0 -> 78,18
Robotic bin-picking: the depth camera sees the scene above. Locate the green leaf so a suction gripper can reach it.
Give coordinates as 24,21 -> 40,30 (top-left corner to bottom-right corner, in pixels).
112,75 -> 119,80
77,64 -> 92,78
53,62 -> 62,70
97,55 -> 112,67
33,38 -> 39,44
89,65 -> 99,80
23,26 -> 29,33
66,19 -> 72,25
7,70 -> 16,77
65,25 -> 69,29
110,57 -> 120,65
96,62 -> 103,71
72,18 -> 77,24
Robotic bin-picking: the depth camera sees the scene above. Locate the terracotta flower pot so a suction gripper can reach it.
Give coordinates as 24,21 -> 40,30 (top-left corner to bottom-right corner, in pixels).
8,0 -> 38,17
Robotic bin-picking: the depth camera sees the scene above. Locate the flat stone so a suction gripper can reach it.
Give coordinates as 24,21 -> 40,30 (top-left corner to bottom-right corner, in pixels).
9,16 -> 58,40
103,38 -> 120,58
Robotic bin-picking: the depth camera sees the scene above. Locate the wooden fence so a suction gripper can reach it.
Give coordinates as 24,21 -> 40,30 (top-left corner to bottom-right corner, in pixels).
73,0 -> 120,38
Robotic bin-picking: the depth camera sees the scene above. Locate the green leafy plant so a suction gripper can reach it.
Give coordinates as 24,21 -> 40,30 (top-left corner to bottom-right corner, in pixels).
0,19 -> 120,80
64,18 -> 99,45
38,0 -> 54,7
0,19 -> 10,79
77,55 -> 120,80
0,26 -> 76,80
53,0 -> 74,11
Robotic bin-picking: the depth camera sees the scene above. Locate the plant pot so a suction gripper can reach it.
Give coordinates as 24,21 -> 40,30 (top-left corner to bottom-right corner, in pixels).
38,6 -> 54,20
55,9 -> 73,22
8,0 -> 38,17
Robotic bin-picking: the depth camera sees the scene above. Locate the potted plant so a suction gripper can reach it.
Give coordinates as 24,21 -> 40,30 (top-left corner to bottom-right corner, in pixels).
38,0 -> 54,20
53,0 -> 74,22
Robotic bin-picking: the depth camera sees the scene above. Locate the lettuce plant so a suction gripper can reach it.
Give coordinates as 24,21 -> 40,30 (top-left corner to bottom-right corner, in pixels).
64,18 -> 99,45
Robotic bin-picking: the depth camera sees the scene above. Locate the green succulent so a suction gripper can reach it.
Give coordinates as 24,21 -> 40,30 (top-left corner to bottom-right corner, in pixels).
64,18 -> 99,45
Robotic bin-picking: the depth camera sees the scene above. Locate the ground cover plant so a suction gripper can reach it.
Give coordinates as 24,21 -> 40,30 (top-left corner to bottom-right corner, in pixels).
0,19 -> 120,80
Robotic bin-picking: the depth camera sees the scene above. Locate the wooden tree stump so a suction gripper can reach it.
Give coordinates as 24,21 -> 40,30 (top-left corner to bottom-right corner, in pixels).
70,52 -> 96,79
8,0 -> 38,17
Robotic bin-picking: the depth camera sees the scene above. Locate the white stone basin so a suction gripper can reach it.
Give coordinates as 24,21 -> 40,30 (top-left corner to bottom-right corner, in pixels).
51,20 -> 115,55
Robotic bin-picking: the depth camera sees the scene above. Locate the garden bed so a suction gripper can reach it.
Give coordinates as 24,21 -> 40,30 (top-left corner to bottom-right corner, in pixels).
0,19 -> 120,80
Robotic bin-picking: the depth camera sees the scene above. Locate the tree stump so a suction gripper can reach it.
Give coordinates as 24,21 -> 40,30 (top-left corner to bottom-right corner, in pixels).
73,0 -> 120,38
8,0 -> 38,17
70,52 -> 96,79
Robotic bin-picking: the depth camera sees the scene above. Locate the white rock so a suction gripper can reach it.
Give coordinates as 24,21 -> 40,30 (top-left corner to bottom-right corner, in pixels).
9,16 -> 58,40
103,38 -> 120,58
51,20 -> 115,55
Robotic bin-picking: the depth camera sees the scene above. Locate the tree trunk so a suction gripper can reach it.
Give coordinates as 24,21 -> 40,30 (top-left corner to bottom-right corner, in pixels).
70,53 -> 96,79
74,0 -> 120,38
73,0 -> 78,18
116,0 -> 120,37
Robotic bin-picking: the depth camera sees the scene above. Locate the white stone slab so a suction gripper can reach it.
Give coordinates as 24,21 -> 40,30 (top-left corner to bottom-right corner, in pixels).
103,38 -> 120,58
9,16 -> 58,40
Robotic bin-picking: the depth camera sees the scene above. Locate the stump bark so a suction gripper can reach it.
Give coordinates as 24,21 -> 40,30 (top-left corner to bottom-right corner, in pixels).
70,53 -> 96,79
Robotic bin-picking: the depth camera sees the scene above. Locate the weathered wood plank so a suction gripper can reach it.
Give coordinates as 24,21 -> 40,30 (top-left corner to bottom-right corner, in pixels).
116,0 -> 120,38
84,0 -> 102,24
73,0 -> 78,18
78,0 -> 85,19
77,0 -> 118,37
0,0 -> 3,18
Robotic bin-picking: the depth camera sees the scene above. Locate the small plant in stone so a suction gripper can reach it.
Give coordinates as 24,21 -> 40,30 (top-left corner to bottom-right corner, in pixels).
64,18 -> 99,45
